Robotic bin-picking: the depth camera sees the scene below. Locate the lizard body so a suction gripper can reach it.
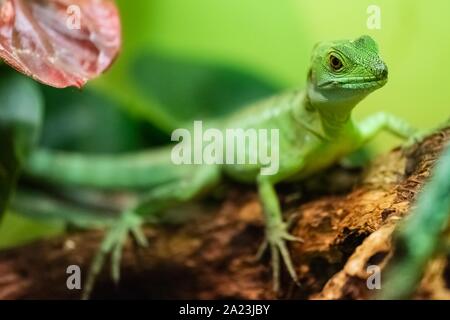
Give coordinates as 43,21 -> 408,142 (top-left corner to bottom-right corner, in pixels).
20,35 -> 415,296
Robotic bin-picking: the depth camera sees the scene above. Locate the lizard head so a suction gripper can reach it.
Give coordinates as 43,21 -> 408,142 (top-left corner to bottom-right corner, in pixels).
307,35 -> 388,108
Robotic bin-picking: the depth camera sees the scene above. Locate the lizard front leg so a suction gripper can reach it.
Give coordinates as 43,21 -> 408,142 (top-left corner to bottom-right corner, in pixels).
358,112 -> 416,143
257,175 -> 302,292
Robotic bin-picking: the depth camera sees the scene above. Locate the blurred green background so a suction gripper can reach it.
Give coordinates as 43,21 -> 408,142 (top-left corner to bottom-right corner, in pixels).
1,0 -> 449,248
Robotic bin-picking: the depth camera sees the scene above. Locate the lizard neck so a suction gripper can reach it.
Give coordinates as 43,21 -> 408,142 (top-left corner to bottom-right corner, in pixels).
305,84 -> 363,138
316,105 -> 353,138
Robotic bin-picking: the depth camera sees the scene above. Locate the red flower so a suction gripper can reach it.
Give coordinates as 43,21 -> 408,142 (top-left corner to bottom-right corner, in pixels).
0,0 -> 121,88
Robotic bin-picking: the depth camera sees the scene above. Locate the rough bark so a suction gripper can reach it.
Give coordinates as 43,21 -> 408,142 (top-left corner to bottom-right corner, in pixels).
0,128 -> 449,300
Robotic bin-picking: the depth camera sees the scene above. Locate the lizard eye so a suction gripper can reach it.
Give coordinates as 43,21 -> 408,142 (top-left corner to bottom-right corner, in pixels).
329,54 -> 344,71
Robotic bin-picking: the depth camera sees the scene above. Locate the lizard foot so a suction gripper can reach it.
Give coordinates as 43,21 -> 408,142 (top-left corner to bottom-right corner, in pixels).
256,221 -> 303,292
82,211 -> 147,300
403,119 -> 450,150
403,130 -> 428,149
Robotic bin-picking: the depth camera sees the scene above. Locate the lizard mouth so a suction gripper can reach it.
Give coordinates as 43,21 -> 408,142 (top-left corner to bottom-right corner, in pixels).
319,77 -> 387,89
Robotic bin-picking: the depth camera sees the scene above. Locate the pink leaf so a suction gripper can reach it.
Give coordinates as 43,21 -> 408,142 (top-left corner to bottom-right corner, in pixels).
0,0 -> 121,88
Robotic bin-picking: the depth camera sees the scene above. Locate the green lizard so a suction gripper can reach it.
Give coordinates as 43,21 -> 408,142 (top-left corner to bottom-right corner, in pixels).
21,35 -> 416,296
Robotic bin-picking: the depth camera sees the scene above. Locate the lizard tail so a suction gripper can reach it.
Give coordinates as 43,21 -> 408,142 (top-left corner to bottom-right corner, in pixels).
25,146 -> 188,190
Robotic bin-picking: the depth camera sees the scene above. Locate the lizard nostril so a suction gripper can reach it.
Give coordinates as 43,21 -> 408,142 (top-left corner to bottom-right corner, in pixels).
374,63 -> 388,79
381,66 -> 388,79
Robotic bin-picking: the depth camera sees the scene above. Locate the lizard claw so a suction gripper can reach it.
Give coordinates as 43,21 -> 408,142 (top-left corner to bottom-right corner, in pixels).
255,239 -> 268,261
82,211 -> 147,300
257,222 -> 301,292
282,233 -> 304,243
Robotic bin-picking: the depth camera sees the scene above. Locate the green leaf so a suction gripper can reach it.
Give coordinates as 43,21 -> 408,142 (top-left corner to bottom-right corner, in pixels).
0,211 -> 63,250
95,51 -> 281,134
129,52 -> 281,123
0,73 -> 43,217
38,86 -> 168,153
380,142 -> 450,299
90,1 -> 292,134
